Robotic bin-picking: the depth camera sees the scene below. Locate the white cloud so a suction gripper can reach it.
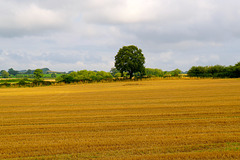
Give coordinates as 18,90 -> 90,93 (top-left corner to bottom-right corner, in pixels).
83,0 -> 159,24
0,2 -> 66,37
16,4 -> 63,28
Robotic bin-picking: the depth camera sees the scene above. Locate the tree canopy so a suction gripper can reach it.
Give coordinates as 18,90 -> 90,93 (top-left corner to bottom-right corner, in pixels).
8,68 -> 18,76
115,45 -> 145,79
187,62 -> 240,78
34,69 -> 43,80
56,70 -> 113,83
1,70 -> 9,78
145,68 -> 163,77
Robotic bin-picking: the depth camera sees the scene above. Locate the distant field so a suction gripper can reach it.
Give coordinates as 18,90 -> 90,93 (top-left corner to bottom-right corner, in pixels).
0,79 -> 240,159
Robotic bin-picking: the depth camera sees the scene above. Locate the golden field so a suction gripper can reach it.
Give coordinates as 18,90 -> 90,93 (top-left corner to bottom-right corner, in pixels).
0,79 -> 240,160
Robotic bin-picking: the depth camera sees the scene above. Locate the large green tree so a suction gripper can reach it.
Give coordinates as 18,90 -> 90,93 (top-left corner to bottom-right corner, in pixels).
115,45 -> 145,79
8,68 -> 18,76
1,70 -> 9,78
34,69 -> 43,80
171,69 -> 182,77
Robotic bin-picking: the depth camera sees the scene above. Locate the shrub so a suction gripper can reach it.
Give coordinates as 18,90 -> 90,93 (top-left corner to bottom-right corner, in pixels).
18,79 -> 27,86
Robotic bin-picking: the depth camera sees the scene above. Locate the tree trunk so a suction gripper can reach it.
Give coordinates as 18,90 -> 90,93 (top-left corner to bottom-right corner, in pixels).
129,71 -> 133,79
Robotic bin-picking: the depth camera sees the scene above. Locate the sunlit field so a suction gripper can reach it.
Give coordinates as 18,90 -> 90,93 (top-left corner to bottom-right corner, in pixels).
0,79 -> 240,159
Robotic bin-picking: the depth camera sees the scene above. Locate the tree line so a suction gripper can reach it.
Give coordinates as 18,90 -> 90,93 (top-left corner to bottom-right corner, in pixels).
57,70 -> 113,83
1,45 -> 240,87
187,62 -> 240,78
0,68 -> 59,78
110,68 -> 182,78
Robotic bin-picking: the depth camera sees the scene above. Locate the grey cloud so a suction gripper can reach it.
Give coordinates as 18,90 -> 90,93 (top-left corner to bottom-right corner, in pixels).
0,0 -> 240,72
0,49 -> 111,71
79,0 -> 240,45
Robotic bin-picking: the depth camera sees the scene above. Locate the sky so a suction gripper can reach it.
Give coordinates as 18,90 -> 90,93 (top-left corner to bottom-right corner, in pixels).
0,0 -> 240,72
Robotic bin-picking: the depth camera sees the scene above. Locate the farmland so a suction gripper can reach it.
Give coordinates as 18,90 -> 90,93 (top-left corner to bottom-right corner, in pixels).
0,79 -> 240,159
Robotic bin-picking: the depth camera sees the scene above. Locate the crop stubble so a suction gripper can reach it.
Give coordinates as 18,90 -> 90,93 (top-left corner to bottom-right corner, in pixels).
0,79 -> 240,159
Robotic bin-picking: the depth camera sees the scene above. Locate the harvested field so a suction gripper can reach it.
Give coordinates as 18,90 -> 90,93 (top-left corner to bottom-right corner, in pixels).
0,79 -> 240,159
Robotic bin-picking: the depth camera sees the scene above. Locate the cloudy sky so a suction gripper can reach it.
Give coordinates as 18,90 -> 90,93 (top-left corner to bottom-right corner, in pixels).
0,0 -> 240,72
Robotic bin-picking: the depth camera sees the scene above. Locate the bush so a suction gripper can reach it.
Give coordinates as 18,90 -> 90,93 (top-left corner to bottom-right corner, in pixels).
18,79 -> 27,86
57,70 -> 113,84
3,82 -> 10,87
32,79 -> 44,86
